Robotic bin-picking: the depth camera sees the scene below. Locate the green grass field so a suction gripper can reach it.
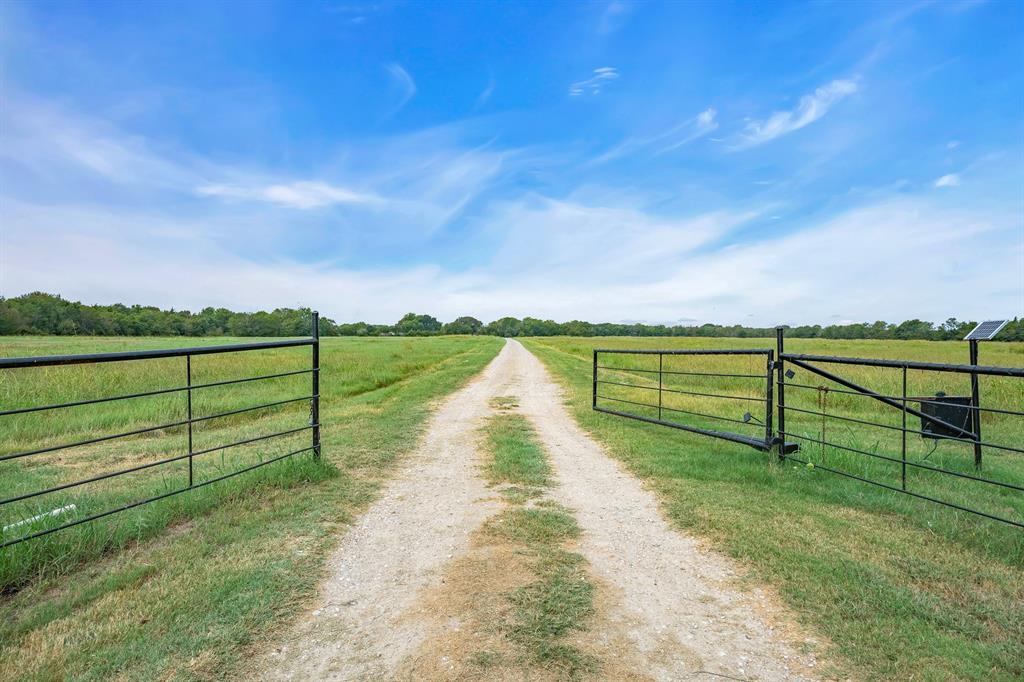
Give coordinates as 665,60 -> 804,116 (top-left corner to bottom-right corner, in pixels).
2,334 -> 1022,680
0,335 -> 502,680
523,336 -> 1024,681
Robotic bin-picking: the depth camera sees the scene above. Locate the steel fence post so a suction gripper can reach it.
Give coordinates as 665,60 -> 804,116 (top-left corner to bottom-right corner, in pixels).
765,350 -> 775,452
312,311 -> 321,460
969,339 -> 982,469
775,327 -> 786,460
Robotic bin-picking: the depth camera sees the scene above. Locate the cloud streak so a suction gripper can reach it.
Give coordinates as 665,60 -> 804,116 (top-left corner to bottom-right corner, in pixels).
589,107 -> 718,165
655,108 -> 718,155
569,67 -> 619,96
0,88 -> 519,266
6,86 -> 1015,326
0,92 -> 201,191
2,56 -> 1019,329
736,79 -> 858,148
470,77 -> 496,113
197,181 -> 382,209
385,63 -> 416,114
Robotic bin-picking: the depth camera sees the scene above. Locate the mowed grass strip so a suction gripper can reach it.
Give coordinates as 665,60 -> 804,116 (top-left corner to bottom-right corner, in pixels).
484,405 -> 552,488
0,335 -> 503,681
523,336 -> 1024,681
475,412 -> 597,679
483,507 -> 596,678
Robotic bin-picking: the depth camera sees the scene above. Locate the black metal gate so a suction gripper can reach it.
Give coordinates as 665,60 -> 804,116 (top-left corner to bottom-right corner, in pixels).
594,330 -> 1024,529
0,313 -> 322,549
592,347 -> 777,452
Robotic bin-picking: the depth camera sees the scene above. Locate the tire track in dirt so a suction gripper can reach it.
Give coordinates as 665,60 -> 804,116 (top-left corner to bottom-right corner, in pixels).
510,339 -> 819,681
250,343 -> 516,680
254,339 -> 821,681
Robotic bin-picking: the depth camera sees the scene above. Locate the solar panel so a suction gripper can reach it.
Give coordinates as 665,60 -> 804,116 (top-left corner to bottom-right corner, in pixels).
964,320 -> 1008,341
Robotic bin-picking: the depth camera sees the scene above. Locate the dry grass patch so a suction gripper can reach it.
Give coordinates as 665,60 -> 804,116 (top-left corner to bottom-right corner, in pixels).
398,512 -> 651,682
395,410 -> 652,680
489,396 -> 520,411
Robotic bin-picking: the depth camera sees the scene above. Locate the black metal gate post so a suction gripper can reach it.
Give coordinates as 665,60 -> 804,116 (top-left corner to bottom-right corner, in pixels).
901,365 -> 907,490
765,350 -> 775,451
186,354 -> 194,487
592,349 -> 598,409
775,327 -> 786,460
969,339 -> 982,469
312,311 -> 321,460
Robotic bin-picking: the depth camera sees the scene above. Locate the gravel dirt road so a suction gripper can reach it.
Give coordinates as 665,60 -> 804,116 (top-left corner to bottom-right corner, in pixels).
253,339 -> 819,681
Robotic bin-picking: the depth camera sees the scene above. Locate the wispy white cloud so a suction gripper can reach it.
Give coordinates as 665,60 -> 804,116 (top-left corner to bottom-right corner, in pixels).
934,173 -> 960,187
736,79 -> 858,149
484,196 -> 758,279
4,193 -> 1018,326
2,75 -> 1019,327
0,92 -> 200,190
385,62 -> 416,114
568,67 -> 619,96
655,108 -> 718,154
697,108 -> 717,129
471,77 -> 496,113
197,181 -> 382,209
0,87 -> 517,256
588,107 -> 718,165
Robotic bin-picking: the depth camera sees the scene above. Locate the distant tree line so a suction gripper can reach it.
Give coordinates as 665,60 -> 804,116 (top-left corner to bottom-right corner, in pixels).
2,292 -> 1022,341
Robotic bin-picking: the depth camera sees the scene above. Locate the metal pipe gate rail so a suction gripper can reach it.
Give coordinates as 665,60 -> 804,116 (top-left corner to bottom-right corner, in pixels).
593,347 -> 777,452
0,313 -> 322,549
594,329 -> 1024,529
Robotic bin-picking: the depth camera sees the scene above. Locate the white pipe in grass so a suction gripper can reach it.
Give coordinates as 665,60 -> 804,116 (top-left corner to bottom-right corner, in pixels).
3,504 -> 77,533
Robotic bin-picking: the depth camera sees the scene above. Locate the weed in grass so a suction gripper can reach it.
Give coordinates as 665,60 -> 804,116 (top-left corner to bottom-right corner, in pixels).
508,548 -> 594,640
485,507 -> 580,546
482,507 -> 597,679
489,396 -> 520,410
499,485 -> 545,504
470,649 -> 502,668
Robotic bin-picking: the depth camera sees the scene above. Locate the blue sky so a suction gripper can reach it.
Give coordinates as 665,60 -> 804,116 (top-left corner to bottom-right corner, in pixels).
1,0 -> 1021,325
